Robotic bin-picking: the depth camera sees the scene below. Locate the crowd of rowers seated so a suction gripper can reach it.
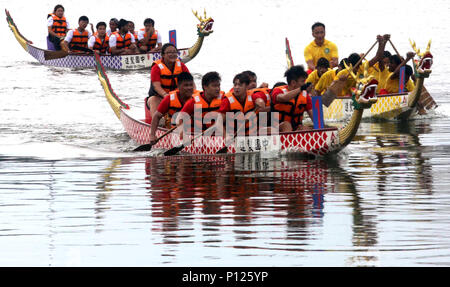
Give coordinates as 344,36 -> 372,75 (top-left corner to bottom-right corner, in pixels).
146,65 -> 323,144
48,5 -> 162,55
307,34 -> 417,97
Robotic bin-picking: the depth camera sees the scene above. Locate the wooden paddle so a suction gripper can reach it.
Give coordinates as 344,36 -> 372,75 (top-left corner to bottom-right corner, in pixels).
164,126 -> 216,156
215,122 -> 247,154
322,40 -> 378,107
44,45 -> 93,60
133,126 -> 178,152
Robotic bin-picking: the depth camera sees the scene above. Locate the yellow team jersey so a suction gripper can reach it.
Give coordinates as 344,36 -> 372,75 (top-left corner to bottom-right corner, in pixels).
383,73 -> 415,94
314,69 -> 336,95
304,39 -> 338,67
306,70 -> 321,87
370,62 -> 390,93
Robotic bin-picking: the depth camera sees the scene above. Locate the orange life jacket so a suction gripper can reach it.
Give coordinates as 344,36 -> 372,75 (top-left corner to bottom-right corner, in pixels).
69,29 -> 89,52
271,85 -> 308,127
112,31 -> 132,49
223,91 -> 255,114
192,91 -> 223,131
153,59 -> 183,93
224,91 -> 258,134
93,35 -> 110,54
138,29 -> 159,51
248,88 -> 271,107
49,13 -> 67,37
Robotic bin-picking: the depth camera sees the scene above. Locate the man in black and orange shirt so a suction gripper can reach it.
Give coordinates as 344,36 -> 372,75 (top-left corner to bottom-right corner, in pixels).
63,16 -> 92,53
271,65 -> 314,132
149,72 -> 196,144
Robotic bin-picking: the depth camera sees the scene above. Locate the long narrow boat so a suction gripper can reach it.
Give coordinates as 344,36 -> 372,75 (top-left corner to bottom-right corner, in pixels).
285,37 -> 436,121
5,9 -> 213,70
94,52 -> 379,156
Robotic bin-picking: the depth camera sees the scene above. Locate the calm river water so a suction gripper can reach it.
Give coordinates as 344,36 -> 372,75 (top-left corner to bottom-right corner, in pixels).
1,0 -> 450,266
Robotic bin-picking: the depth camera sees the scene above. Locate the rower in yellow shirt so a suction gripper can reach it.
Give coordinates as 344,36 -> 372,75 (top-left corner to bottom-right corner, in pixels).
380,52 -> 416,94
371,51 -> 392,93
304,22 -> 338,72
332,35 -> 388,97
314,58 -> 347,95
306,57 -> 330,89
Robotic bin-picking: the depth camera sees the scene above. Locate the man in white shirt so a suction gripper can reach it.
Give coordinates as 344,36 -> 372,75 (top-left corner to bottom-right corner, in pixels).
138,18 -> 162,53
109,19 -> 138,55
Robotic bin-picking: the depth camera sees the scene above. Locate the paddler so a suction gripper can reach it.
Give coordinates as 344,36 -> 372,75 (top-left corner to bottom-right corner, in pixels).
380,52 -> 416,94
305,57 -> 330,93
304,22 -> 338,72
47,5 -> 69,51
109,19 -> 139,55
146,43 -> 191,126
127,21 -> 139,42
107,18 -> 119,36
138,18 -> 162,53
148,72 -> 196,144
331,35 -> 387,97
62,16 -> 92,54
176,71 -> 223,136
270,65 -> 314,132
88,22 -> 110,54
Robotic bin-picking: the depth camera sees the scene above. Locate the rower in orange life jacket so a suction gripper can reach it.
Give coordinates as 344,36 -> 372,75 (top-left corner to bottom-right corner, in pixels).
146,43 -> 191,127
177,72 -> 223,138
270,65 -> 314,132
149,72 -> 197,144
127,21 -> 139,44
88,22 -> 110,54
47,4 -> 69,50
138,18 -> 162,53
62,16 -> 92,53
109,19 -> 139,55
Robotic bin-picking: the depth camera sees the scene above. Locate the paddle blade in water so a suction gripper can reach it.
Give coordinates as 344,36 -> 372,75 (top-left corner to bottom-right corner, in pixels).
133,144 -> 153,152
216,146 -> 228,154
163,144 -> 184,156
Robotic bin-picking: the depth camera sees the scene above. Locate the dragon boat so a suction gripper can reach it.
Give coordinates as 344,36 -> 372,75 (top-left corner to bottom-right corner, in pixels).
94,52 -> 380,156
285,38 -> 436,121
324,40 -> 435,121
5,9 -> 213,70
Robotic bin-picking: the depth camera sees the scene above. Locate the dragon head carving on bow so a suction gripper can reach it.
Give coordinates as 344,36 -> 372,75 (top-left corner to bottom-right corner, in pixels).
192,9 -> 214,37
344,61 -> 378,108
409,39 -> 433,74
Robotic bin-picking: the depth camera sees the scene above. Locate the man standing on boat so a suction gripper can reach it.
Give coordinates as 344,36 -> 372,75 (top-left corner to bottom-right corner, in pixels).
138,18 -> 162,53
149,72 -> 196,144
62,16 -> 92,54
304,22 -> 338,73
146,43 -> 191,125
47,5 -> 69,51
270,65 -> 314,132
109,19 -> 139,56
